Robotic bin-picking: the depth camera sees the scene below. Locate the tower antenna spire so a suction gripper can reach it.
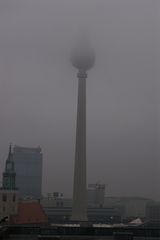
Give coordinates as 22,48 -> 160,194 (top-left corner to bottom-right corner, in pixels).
8,143 -> 12,160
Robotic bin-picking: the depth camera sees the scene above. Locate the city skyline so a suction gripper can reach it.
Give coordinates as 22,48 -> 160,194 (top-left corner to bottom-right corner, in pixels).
0,0 -> 159,200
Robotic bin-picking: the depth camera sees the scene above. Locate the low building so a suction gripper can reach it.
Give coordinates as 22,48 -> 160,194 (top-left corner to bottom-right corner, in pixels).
41,193 -> 121,224
41,195 -> 72,208
146,202 -> 160,221
42,206 -> 121,224
104,196 -> 153,221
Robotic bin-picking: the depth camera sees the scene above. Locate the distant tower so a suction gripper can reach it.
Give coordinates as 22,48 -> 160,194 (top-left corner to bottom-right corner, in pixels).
71,37 -> 95,222
2,144 -> 17,190
0,145 -> 18,220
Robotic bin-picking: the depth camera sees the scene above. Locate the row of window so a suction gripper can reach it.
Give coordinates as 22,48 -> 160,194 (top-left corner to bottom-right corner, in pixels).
1,193 -> 16,202
2,206 -> 15,213
56,201 -> 63,207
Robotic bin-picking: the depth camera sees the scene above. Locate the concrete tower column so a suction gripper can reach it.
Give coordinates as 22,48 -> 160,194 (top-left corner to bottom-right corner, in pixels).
71,70 -> 88,221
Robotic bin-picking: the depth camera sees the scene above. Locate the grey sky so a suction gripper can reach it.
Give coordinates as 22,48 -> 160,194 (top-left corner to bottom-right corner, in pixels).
0,0 -> 160,199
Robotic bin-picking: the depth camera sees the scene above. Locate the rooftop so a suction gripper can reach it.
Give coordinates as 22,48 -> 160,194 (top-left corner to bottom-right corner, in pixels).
11,202 -> 48,225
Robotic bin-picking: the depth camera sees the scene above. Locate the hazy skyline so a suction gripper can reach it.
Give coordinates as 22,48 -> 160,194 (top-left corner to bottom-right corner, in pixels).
0,0 -> 160,199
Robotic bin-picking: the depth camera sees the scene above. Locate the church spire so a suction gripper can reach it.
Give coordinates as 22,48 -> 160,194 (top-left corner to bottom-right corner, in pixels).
8,143 -> 12,161
1,144 -> 17,190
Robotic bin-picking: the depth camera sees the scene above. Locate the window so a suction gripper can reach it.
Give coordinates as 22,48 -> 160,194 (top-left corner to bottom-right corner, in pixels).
13,194 -> 16,202
2,194 -> 7,202
56,201 -> 63,207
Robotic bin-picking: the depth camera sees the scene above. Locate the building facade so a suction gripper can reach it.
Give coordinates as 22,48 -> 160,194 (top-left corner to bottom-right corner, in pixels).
0,190 -> 18,220
0,145 -> 18,220
40,190 -> 121,224
13,145 -> 42,199
146,202 -> 160,221
104,196 -> 153,220
87,183 -> 105,208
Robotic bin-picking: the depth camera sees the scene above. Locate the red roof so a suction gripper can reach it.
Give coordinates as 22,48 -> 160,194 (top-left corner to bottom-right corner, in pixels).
11,202 -> 48,225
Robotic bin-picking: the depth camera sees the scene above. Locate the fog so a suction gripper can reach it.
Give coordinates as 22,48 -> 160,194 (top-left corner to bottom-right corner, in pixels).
0,0 -> 160,199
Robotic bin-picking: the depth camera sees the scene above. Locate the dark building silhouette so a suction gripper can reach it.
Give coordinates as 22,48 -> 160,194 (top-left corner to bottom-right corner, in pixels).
13,145 -> 42,199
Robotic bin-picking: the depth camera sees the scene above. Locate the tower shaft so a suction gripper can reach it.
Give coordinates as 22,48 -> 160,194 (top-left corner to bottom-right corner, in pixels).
71,70 -> 88,222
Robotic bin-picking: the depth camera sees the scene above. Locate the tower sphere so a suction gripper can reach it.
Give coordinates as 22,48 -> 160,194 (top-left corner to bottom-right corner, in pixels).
71,44 -> 95,71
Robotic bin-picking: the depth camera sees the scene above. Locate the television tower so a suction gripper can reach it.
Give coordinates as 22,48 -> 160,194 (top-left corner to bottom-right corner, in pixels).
71,38 -> 95,222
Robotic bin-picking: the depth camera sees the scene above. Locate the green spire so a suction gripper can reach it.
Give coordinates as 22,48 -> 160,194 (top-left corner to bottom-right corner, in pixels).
8,143 -> 12,160
2,144 -> 17,190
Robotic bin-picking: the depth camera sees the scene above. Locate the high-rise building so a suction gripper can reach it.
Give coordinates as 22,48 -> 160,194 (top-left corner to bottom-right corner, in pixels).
87,183 -> 105,208
0,145 -> 18,220
13,145 -> 42,199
